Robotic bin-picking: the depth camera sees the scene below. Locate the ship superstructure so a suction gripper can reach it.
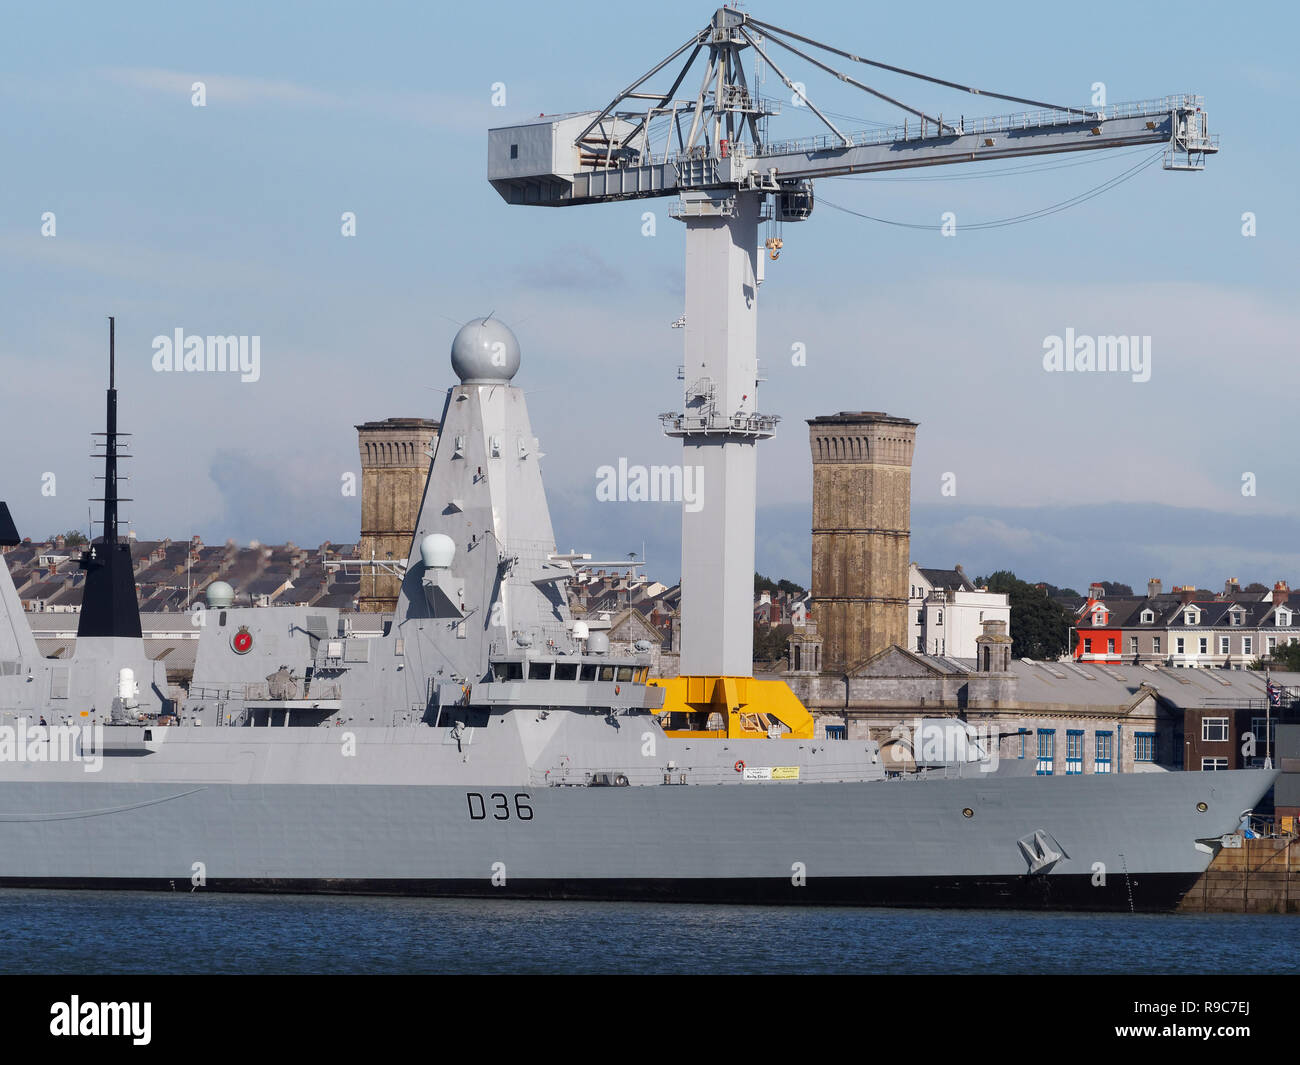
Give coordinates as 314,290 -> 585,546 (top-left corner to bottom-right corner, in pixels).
0,319 -> 1275,911
0,319 -> 167,725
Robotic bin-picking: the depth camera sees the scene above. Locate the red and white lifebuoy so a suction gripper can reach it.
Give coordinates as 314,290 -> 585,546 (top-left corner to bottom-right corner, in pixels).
734,760 -> 745,773
231,628 -> 253,654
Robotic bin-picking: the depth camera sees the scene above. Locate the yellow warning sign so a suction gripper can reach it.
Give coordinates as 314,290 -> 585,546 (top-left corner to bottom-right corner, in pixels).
771,766 -> 800,780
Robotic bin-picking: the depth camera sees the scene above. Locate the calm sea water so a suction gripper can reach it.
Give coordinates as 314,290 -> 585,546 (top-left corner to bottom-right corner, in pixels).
1,890 -> 1296,974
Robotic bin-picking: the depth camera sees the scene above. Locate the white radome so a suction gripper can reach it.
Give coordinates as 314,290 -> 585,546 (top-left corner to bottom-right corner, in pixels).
420,533 -> 456,569
450,317 -> 521,384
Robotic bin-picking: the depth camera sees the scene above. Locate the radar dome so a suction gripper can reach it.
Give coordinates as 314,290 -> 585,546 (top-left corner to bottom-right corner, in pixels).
419,533 -> 455,569
451,317 -> 520,384
206,581 -> 235,608
572,620 -> 590,641
587,632 -> 610,655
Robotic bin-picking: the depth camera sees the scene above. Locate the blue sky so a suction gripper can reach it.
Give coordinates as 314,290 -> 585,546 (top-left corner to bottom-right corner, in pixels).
1,0 -> 1297,592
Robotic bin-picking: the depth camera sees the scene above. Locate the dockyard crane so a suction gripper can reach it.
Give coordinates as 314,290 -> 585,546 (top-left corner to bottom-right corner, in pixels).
488,7 -> 1216,735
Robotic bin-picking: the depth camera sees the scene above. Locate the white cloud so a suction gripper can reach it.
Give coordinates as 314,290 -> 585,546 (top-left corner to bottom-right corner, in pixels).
99,66 -> 493,131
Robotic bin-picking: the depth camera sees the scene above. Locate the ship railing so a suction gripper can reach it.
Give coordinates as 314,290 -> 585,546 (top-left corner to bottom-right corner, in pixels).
188,685 -> 245,701
531,760 -> 901,787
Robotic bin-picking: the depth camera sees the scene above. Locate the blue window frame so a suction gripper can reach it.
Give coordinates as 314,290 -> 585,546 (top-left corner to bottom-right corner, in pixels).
1036,729 -> 1056,775
1135,732 -> 1156,763
1018,728 -> 1028,759
825,725 -> 846,740
1066,729 -> 1084,775
1095,731 -> 1113,774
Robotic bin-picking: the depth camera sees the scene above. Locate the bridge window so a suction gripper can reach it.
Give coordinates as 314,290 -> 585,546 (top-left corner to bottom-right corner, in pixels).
580,664 -> 597,682
528,662 -> 552,681
554,662 -> 578,681
616,666 -> 634,682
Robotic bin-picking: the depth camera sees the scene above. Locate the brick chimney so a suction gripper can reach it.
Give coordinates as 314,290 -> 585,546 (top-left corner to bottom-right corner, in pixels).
1274,580 -> 1291,608
1089,582 -> 1105,600
1147,578 -> 1162,598
1223,577 -> 1239,599
1176,585 -> 1196,605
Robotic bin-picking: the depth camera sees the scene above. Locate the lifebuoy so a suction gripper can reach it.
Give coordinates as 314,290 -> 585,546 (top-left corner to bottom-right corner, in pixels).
734,760 -> 745,773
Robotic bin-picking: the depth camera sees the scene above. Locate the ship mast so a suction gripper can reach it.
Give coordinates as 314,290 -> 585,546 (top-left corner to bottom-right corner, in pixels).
76,316 -> 142,639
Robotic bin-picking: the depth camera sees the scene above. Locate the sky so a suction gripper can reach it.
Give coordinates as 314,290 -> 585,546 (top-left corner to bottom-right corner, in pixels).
1,0 -> 1297,593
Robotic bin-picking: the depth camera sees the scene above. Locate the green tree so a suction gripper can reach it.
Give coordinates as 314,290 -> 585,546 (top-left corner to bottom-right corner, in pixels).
754,572 -> 806,597
1249,643 -> 1300,672
55,530 -> 88,547
1097,581 -> 1134,597
752,622 -> 793,664
976,570 -> 1074,660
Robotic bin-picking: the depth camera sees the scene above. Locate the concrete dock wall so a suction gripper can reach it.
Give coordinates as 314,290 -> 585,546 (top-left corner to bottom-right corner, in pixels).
1178,836 -> 1300,914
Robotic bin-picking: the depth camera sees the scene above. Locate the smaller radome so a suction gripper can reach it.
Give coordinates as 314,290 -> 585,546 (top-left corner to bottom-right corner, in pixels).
451,317 -> 520,384
205,580 -> 235,608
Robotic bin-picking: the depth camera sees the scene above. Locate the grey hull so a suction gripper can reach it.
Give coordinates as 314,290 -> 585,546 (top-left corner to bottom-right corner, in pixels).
0,767 -> 1270,912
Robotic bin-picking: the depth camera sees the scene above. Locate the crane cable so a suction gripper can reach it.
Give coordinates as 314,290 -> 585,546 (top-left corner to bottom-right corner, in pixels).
818,148 -> 1165,231
747,16 -> 1090,119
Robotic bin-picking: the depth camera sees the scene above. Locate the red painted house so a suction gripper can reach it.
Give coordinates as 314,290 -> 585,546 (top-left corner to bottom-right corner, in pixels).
1074,582 -> 1124,663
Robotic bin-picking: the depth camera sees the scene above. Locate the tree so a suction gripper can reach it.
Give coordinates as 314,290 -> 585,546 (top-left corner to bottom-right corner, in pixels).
752,621 -> 793,664
976,570 -> 1073,660
754,572 -> 806,597
53,530 -> 87,548
1244,583 -> 1269,594
1250,643 -> 1300,672
1097,581 -> 1134,597
1036,581 -> 1081,599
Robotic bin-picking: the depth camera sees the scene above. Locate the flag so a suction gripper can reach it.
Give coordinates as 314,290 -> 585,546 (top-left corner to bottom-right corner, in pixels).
1268,681 -> 1281,707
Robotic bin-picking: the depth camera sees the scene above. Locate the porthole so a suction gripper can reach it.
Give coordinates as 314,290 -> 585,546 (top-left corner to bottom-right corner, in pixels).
1196,802 -> 1208,813
962,807 -> 974,819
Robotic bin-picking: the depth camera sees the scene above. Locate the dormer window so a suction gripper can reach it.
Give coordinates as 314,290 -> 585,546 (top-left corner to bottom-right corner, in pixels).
1279,609 -> 1293,627
1185,609 -> 1198,625
1140,610 -> 1154,624
1230,610 -> 1243,626
1092,610 -> 1105,626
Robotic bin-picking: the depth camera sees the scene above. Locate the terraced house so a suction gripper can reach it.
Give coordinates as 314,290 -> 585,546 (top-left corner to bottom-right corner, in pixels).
1074,579 -> 1298,669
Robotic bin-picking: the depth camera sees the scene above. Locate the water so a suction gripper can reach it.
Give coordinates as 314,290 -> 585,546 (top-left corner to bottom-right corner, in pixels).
2,890 -> 1296,973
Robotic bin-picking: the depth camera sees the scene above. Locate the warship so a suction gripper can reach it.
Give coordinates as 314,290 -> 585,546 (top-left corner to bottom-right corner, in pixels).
0,317 -> 1276,910
0,8 -> 1271,909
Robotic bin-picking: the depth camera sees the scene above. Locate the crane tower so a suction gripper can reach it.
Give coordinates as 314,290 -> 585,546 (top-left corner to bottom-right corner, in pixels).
488,6 -> 1216,736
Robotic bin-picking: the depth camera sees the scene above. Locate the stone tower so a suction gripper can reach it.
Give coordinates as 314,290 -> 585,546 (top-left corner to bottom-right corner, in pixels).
808,411 -> 917,672
356,417 -> 440,612
975,618 -> 1013,672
